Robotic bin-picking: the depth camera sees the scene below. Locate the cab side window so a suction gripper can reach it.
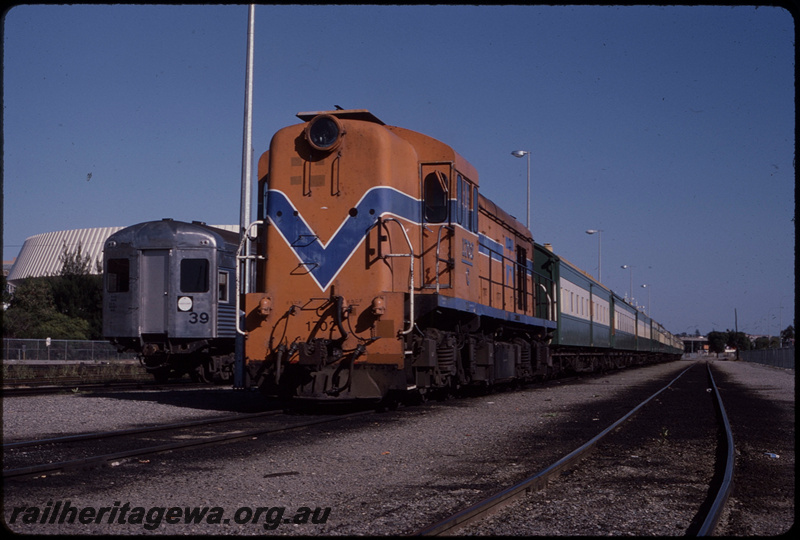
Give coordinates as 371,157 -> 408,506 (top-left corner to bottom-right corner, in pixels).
455,173 -> 478,233
423,171 -> 448,223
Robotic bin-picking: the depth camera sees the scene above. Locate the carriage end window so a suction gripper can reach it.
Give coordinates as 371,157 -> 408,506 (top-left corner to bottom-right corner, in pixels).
181,259 -> 209,293
106,258 -> 130,292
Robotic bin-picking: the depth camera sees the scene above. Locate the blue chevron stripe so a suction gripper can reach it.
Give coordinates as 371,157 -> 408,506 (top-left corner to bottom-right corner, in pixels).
267,187 -> 422,291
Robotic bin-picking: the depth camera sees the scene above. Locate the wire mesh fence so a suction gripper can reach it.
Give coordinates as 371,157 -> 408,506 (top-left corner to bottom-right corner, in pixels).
739,347 -> 795,369
3,339 -> 138,363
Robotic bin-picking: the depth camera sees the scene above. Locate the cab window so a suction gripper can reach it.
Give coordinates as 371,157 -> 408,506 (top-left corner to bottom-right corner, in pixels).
423,171 -> 448,223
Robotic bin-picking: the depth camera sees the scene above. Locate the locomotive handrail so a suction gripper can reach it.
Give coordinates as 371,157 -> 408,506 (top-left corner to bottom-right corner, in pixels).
538,282 -> 556,321
235,220 -> 263,336
433,225 -> 453,293
370,217 -> 415,335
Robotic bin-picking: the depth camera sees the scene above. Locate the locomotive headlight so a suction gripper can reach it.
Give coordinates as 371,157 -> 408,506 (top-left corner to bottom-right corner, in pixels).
258,296 -> 272,319
305,115 -> 342,151
371,296 -> 386,316
177,296 -> 193,312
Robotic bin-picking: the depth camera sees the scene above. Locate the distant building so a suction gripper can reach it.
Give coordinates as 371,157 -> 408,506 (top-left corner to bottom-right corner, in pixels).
3,258 -> 15,277
6,224 -> 238,291
681,335 -> 708,354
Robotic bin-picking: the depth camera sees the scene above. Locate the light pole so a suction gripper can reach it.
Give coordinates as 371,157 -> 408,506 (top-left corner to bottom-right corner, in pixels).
586,229 -> 603,282
621,264 -> 633,301
641,284 -> 650,315
511,150 -> 531,230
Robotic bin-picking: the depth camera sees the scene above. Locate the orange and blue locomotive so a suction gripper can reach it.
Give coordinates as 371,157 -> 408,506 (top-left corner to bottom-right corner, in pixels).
242,109 -> 558,402
240,109 -> 682,402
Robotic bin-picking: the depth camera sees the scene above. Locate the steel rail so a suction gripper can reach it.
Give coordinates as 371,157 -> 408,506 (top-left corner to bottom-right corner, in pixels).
697,361 -> 736,536
3,410 -> 372,479
3,378 -> 205,396
412,363 -> 698,536
3,410 -> 282,450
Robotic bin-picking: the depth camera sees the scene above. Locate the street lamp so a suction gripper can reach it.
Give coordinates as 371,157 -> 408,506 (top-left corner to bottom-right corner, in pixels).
621,265 -> 633,301
641,284 -> 650,315
511,150 -> 531,230
586,229 -> 603,282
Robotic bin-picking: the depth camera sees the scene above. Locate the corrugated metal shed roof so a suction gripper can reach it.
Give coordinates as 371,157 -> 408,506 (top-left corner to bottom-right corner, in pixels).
7,224 -> 238,285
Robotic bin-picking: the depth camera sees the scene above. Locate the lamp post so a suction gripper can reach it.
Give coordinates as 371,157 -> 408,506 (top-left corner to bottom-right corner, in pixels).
511,150 -> 531,230
586,229 -> 603,282
621,265 -> 633,301
641,284 -> 650,315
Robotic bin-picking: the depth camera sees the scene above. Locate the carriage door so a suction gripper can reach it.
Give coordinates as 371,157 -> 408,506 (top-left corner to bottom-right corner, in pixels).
140,250 -> 169,334
421,164 -> 453,291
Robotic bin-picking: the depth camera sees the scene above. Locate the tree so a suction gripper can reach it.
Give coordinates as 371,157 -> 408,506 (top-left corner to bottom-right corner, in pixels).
707,331 -> 728,354
727,331 -> 752,352
3,242 -> 102,340
706,330 -> 751,355
754,336 -> 772,350
1,274 -> 12,308
780,325 -> 794,347
50,242 -> 103,339
2,276 -> 91,339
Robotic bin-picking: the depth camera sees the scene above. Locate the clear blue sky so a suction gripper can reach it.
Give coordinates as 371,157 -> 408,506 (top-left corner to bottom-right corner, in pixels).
3,5 -> 794,337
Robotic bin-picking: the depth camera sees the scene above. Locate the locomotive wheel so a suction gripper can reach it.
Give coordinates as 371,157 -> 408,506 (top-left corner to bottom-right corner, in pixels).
151,367 -> 171,383
402,388 -> 427,406
212,369 -> 232,384
375,393 -> 400,412
190,356 -> 213,383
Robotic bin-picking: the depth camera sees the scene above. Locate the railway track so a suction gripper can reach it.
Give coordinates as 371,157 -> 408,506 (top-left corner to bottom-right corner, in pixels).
3,408 -> 373,480
413,362 -> 734,536
2,378 -> 209,397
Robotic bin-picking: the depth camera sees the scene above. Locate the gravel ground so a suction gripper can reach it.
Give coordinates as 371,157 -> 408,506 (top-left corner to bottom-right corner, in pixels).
2,387 -> 273,442
461,359 -> 720,535
2,358 -> 793,536
711,359 -> 795,536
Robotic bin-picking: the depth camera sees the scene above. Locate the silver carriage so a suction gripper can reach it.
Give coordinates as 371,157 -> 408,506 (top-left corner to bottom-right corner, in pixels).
103,219 -> 239,382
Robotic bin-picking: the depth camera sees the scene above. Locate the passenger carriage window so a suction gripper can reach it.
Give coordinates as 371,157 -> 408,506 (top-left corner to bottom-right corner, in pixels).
107,258 -> 130,293
180,259 -> 209,293
218,271 -> 229,302
423,171 -> 448,223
